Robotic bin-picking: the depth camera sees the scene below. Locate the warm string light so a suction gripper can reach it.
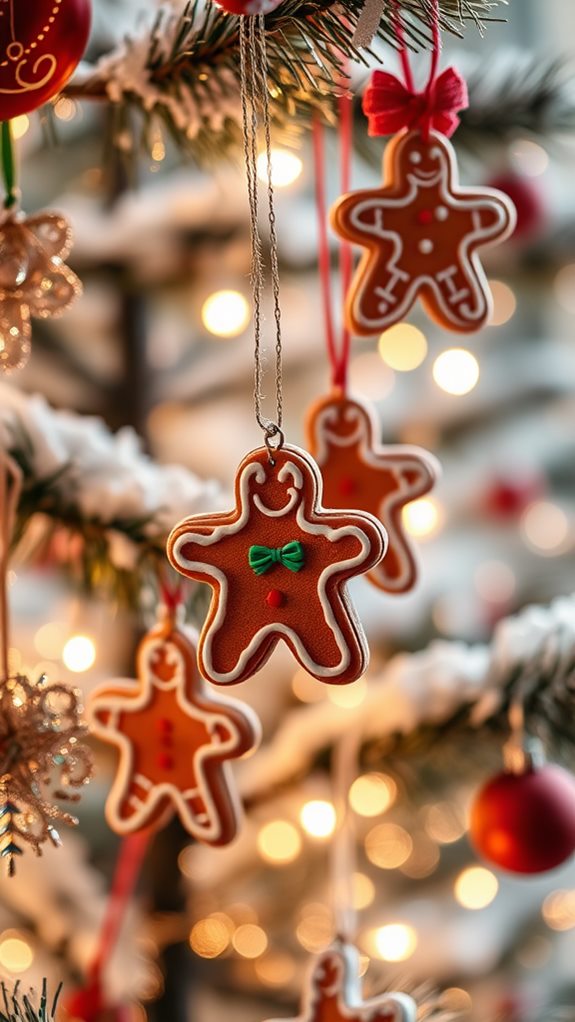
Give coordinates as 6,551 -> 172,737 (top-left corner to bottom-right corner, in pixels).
62,635 -> 96,673
433,348 -> 479,396
520,500 -> 570,555
201,290 -> 251,338
402,496 -> 443,538
378,323 -> 428,371
488,280 -> 517,326
542,890 -> 575,931
0,933 -> 34,972
299,800 -> 337,839
327,677 -> 368,708
349,773 -> 397,817
370,923 -> 418,962
510,139 -> 549,177
256,148 -> 303,188
454,866 -> 499,910
365,822 -> 413,869
257,820 -> 302,865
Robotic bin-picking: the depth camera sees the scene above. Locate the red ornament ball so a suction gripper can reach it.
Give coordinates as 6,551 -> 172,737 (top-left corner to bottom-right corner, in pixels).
212,0 -> 283,15
487,172 -> 546,240
484,473 -> 544,519
470,764 -> 575,874
0,0 -> 92,119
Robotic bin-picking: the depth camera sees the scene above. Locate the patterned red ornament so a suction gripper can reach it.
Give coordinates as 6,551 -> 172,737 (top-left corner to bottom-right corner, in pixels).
0,0 -> 91,119
487,172 -> 545,241
264,944 -> 416,1022
470,764 -> 575,874
212,0 -> 283,15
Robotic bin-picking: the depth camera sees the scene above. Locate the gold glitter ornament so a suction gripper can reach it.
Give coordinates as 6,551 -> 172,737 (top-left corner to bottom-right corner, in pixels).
0,210 -> 82,372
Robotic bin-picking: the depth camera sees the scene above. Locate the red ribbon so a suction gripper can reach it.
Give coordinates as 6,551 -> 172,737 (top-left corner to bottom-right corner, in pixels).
362,66 -> 469,140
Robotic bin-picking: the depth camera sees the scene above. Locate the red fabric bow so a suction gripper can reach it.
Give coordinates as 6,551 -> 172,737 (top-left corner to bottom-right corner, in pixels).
362,67 -> 469,139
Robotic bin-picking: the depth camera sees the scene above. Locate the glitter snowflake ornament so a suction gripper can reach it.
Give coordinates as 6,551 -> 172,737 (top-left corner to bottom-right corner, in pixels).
0,672 -> 92,875
0,211 -> 82,373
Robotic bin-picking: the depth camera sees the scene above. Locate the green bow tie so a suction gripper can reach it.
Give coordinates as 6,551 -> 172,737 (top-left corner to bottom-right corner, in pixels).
248,541 -> 305,576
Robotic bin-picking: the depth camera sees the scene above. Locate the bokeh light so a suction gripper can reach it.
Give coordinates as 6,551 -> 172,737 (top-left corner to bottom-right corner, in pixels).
327,677 -> 368,708
349,773 -> 397,817
378,324 -> 428,371
296,903 -> 334,952
488,280 -> 517,326
520,500 -> 569,555
402,497 -> 443,538
11,117 -> 30,140
542,890 -> 575,931
371,924 -> 418,962
454,867 -> 499,910
201,290 -> 250,338
365,823 -> 413,869
299,800 -> 337,839
433,349 -> 479,396
0,934 -> 33,972
62,635 -> 96,673
554,263 -> 575,315
34,621 -> 68,659
439,988 -> 473,1012
232,924 -> 268,959
257,820 -> 302,865
292,669 -> 325,704
351,872 -> 376,910
422,802 -> 466,845
510,139 -> 549,177
189,917 -> 230,959
400,834 -> 441,879
257,149 -> 303,187
255,952 -> 296,986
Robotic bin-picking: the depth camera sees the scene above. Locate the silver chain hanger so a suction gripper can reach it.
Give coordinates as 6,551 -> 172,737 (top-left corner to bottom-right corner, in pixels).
239,15 -> 284,461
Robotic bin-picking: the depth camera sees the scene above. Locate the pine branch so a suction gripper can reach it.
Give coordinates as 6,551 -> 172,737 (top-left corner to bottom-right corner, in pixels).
64,0 -> 505,164
0,981 -> 61,1022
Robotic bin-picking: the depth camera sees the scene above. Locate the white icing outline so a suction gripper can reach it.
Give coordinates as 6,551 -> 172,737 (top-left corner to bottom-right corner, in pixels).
169,446 -> 386,685
311,397 -> 440,593
89,629 -> 260,842
334,130 -> 516,332
263,945 -> 416,1022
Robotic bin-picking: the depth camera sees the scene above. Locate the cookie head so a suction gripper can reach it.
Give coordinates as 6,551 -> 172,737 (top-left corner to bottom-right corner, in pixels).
236,446 -> 319,518
394,130 -> 450,187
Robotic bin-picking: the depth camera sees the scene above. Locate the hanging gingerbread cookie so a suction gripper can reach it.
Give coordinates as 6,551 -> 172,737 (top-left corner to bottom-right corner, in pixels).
89,608 -> 260,844
306,392 -> 439,594
264,943 -> 416,1022
331,61 -> 516,335
167,445 -> 387,687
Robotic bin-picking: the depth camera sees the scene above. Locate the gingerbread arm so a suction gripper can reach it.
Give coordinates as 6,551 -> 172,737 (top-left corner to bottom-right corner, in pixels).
89,682 -> 144,731
167,516 -> 238,584
310,510 -> 387,576
465,191 -> 516,244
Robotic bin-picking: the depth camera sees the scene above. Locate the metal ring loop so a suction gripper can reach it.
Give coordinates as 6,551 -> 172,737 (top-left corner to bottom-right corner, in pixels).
264,424 -> 285,464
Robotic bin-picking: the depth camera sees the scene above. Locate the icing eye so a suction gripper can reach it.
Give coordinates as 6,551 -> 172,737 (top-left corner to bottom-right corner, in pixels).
409,151 -> 422,164
430,146 -> 442,159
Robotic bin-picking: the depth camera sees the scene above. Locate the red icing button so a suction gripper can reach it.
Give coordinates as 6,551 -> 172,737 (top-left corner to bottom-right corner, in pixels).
266,588 -> 285,609
417,209 -> 433,225
339,476 -> 357,497
156,718 -> 174,734
157,753 -> 174,770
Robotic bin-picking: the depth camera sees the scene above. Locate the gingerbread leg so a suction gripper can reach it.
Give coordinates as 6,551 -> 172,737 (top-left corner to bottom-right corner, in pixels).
115,774 -> 154,826
431,263 -> 488,330
288,607 -> 365,685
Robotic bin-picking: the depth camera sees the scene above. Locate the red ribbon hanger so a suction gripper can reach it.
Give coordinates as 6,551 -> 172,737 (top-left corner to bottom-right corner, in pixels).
362,0 -> 468,141
312,91 -> 354,391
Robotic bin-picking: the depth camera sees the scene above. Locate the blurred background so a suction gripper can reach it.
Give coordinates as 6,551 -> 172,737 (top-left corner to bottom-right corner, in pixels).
3,0 -> 575,1020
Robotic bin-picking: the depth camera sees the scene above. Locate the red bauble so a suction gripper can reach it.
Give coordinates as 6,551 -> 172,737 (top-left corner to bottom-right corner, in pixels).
470,764 -> 575,874
487,172 -> 546,240
484,473 -> 544,519
0,0 -> 91,119
212,0 -> 283,15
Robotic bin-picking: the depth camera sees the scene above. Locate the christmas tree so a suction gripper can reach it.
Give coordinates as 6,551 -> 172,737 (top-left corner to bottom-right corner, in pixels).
0,2 -> 574,1021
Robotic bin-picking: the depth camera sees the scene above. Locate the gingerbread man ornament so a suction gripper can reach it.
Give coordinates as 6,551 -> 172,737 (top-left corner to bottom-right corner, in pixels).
264,944 -> 416,1022
167,445 -> 387,687
89,611 -> 260,844
332,129 -> 516,335
306,392 -> 440,594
